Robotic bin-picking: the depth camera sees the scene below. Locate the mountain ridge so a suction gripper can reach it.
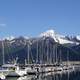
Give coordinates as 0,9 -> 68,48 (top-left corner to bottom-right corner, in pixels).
0,29 -> 80,64
2,29 -> 80,45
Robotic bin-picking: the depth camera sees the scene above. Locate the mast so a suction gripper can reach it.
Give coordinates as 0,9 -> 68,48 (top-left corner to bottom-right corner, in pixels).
49,43 -> 52,64
41,40 -> 44,64
59,49 -> 62,64
67,50 -> 69,66
25,59 -> 26,65
36,40 -> 38,64
55,44 -> 57,64
27,41 -> 30,64
25,40 -> 27,65
46,39 -> 49,64
52,44 -> 55,64
2,40 -> 5,65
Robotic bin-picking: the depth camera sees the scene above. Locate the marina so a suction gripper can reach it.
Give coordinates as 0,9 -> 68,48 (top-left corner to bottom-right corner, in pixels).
0,0 -> 80,80
6,67 -> 80,80
0,63 -> 77,79
0,38 -> 79,79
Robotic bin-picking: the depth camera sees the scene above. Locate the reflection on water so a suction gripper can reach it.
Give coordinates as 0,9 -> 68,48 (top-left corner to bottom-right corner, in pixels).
6,68 -> 80,80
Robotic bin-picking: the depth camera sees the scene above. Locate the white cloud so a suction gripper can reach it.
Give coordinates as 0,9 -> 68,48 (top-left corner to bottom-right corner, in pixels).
0,23 -> 6,27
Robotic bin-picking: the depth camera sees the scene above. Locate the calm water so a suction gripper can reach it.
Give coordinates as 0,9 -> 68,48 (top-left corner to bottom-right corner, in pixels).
6,67 -> 80,80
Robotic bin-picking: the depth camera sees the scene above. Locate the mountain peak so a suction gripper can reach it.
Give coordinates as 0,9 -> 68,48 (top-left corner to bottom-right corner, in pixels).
39,29 -> 79,45
40,29 -> 56,38
45,29 -> 55,34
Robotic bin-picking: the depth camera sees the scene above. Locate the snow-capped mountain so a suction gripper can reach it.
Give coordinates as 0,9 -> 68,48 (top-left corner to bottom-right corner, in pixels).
76,35 -> 80,41
0,29 -> 80,64
40,29 -> 58,42
1,29 -> 80,45
39,29 -> 79,45
4,36 -> 15,41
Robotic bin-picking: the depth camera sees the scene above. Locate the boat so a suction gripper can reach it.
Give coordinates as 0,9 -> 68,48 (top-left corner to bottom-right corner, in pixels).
54,44 -> 63,72
63,50 -> 74,71
25,40 -> 38,75
26,66 -> 37,75
54,66 -> 63,71
1,63 -> 26,77
1,41 -> 27,77
0,41 -> 11,77
0,73 -> 5,80
17,75 -> 37,80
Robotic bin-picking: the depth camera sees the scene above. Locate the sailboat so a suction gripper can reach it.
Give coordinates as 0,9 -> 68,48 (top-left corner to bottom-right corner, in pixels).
25,40 -> 37,75
63,50 -> 74,71
0,40 -> 10,77
5,59 -> 26,77
63,50 -> 69,70
54,44 -> 63,71
1,40 -> 26,77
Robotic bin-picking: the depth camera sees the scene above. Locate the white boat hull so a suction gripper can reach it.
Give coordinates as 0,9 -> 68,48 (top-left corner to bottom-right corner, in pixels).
6,70 -> 26,77
0,73 -> 6,80
54,67 -> 63,71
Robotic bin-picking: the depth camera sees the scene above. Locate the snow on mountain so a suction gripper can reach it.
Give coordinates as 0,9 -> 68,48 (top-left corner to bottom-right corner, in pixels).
0,30 -> 79,45
57,37 -> 74,44
24,36 -> 29,39
4,36 -> 29,41
39,29 -> 78,44
10,40 -> 16,44
40,29 -> 58,42
4,36 -> 15,40
76,35 -> 80,41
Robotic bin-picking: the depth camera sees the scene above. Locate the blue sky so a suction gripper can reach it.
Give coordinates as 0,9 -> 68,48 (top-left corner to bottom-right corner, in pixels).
0,0 -> 80,38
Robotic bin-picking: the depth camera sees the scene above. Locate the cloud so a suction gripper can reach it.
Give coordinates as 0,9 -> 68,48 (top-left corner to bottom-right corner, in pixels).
0,24 -> 6,27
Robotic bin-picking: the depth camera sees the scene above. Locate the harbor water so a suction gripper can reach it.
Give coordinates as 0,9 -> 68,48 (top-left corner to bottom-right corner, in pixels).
6,67 -> 80,80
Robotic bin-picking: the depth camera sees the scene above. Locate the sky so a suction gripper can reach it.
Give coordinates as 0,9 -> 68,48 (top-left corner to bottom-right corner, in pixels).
0,0 -> 80,38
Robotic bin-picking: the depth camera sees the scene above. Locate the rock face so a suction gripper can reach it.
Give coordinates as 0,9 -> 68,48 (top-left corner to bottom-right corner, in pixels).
0,30 -> 80,64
